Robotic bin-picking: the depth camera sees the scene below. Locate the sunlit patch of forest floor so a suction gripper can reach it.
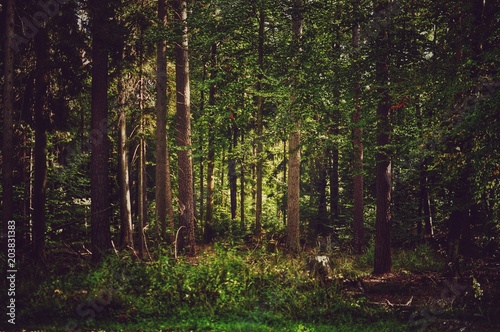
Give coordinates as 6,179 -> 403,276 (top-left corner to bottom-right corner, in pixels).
342,257 -> 500,331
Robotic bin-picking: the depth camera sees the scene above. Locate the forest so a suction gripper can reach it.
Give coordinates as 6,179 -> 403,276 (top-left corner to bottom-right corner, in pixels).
1,0 -> 500,330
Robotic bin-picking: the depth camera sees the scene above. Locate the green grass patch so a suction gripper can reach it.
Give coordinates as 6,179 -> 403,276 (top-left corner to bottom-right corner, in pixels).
14,245 -> 407,331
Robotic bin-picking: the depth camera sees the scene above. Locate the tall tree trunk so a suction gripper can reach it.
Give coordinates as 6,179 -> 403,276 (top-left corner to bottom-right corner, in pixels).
255,9 -> 265,237
156,0 -> 174,243
373,1 -> 392,275
286,0 -> 303,255
204,43 -> 217,243
2,0 -> 15,272
352,12 -> 364,254
90,0 -> 112,263
174,0 -> 196,256
240,133 -> 246,231
315,152 -> 328,235
118,76 -> 133,249
328,147 -> 339,218
32,30 -> 50,264
138,135 -> 146,258
229,127 -> 238,220
419,161 -> 433,238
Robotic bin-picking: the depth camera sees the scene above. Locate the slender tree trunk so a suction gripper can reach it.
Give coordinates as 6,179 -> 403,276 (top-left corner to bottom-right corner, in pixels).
138,135 -> 146,258
419,162 -> 433,238
329,147 -> 339,218
174,0 -> 196,256
286,0 -> 303,255
90,0 -> 112,263
315,153 -> 328,235
240,133 -> 245,231
32,30 -> 50,264
229,127 -> 238,220
156,0 -> 174,243
2,0 -> 15,272
352,14 -> 364,254
373,0 -> 392,275
118,76 -> 133,249
204,43 -> 217,243
255,9 -> 265,237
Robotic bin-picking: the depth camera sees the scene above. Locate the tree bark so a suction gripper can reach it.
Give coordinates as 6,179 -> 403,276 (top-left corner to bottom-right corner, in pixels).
32,30 -> 50,264
373,0 -> 392,275
90,0 -> 112,263
286,0 -> 303,255
174,0 -> 196,256
255,9 -> 265,237
352,13 -> 364,254
156,0 -> 174,243
204,42 -> 217,243
117,76 -> 133,249
229,127 -> 238,220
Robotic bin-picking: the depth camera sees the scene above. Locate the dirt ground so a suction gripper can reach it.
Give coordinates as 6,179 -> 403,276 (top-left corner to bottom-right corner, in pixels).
342,257 -> 500,331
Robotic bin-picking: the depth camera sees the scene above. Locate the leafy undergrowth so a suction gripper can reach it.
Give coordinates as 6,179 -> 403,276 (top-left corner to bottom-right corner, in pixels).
12,245 -> 406,331
10,242 -> 499,331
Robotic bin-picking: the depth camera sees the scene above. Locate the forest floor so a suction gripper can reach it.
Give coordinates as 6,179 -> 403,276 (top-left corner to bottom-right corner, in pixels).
4,242 -> 500,331
342,257 -> 500,331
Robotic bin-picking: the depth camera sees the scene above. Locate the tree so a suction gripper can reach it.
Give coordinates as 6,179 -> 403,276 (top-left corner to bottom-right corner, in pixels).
174,0 -> 196,256
286,0 -> 303,255
254,8 -> 265,237
352,1 -> 364,254
373,0 -> 392,275
90,0 -> 113,263
155,0 -> 174,243
117,74 -> 134,249
32,29 -> 50,264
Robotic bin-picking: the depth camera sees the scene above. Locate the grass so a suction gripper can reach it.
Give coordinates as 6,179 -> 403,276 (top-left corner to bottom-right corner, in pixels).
10,244 -> 409,331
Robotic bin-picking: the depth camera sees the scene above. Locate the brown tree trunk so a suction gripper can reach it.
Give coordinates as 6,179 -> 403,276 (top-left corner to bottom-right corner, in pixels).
287,130 -> 301,254
240,133 -> 246,231
138,135 -> 146,258
155,0 -> 174,243
229,126 -> 238,220
373,0 -> 392,275
255,9 -> 265,237
117,76 -> 133,249
286,0 -> 303,255
328,147 -> 339,218
315,152 -> 328,235
174,0 -> 196,256
90,0 -> 112,263
204,43 -> 217,243
32,30 -> 50,264
352,13 -> 364,254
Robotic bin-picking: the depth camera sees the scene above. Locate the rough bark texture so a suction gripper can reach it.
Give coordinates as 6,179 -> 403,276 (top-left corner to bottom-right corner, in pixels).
255,9 -> 265,237
286,0 -> 303,255
32,30 -> 50,263
155,0 -> 174,243
204,43 -> 217,243
373,0 -> 392,275
229,128 -> 238,220
174,0 -> 196,256
117,77 -> 133,249
352,16 -> 364,254
90,0 -> 112,263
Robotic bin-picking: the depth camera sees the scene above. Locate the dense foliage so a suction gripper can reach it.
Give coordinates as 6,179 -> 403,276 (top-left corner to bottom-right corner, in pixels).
1,0 -> 499,329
